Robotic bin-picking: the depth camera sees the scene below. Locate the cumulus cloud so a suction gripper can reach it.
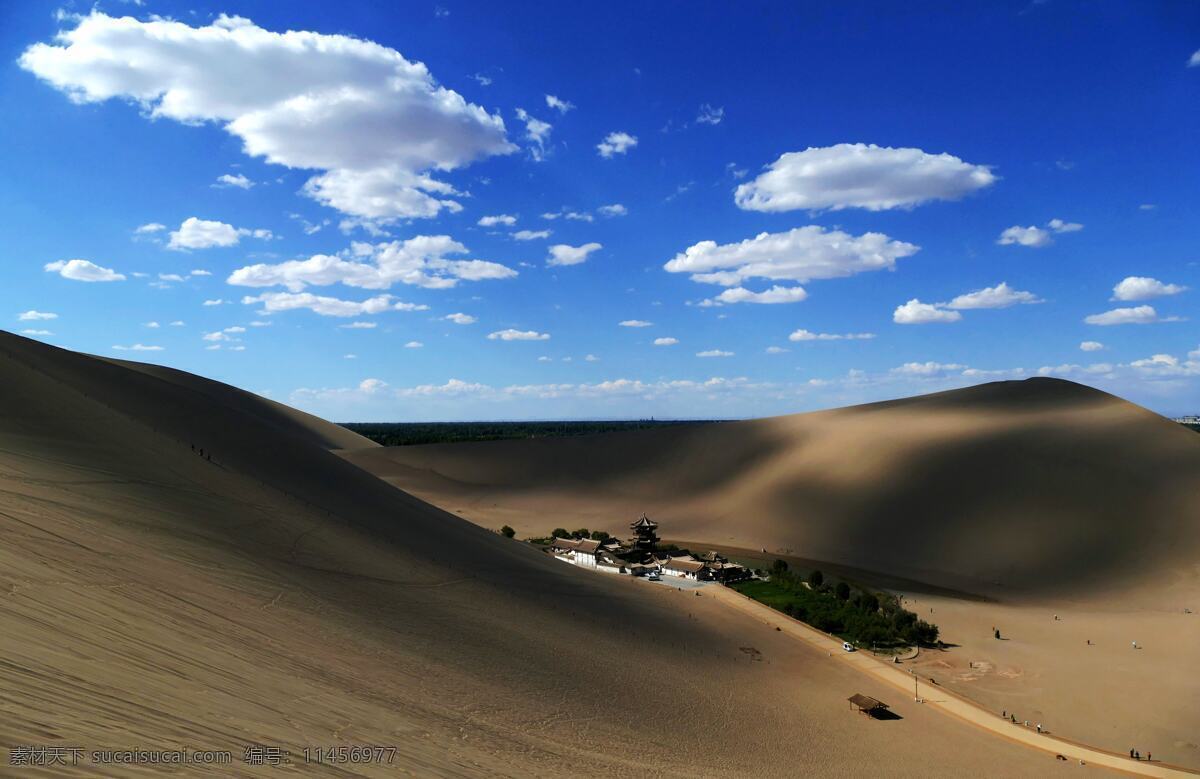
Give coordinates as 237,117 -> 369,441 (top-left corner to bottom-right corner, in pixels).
597,131 -> 637,158
545,94 -> 574,113
665,226 -> 918,289
134,222 -> 165,234
597,204 -> 627,217
1080,341 -> 1104,352
228,236 -> 516,291
515,108 -> 552,160
944,282 -> 1042,309
214,173 -> 253,189
997,218 -> 1082,248
1111,276 -> 1188,301
21,329 -> 52,336
619,320 -> 653,328
548,242 -> 602,267
478,214 -> 516,227
168,217 -> 271,250
654,337 -> 679,346
1084,305 -> 1182,326
20,13 -> 514,225
789,329 -> 875,341
203,299 -> 227,306
1189,49 -> 1200,67
892,361 -> 966,376
45,259 -> 125,282
700,285 -> 808,306
487,328 -> 549,341
695,103 -> 724,125
243,291 -> 424,317
112,343 -> 163,351
697,349 -> 733,357
512,229 -> 551,241
734,143 -> 994,213
444,312 -> 476,324
18,310 -> 57,321
893,299 -> 963,324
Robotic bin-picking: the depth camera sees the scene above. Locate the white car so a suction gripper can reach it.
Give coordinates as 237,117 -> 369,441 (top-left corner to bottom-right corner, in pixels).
842,642 -> 856,652
647,572 -> 661,581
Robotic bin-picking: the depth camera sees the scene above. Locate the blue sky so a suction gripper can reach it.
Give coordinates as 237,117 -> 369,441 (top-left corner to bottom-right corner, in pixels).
2,1 -> 1198,420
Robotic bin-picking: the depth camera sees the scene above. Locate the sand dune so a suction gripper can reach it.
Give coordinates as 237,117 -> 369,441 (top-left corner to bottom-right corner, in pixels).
345,378 -> 1200,768
0,330 -> 1073,776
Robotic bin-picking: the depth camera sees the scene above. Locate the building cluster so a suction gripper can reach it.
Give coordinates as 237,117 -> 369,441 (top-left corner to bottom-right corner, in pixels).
547,514 -> 749,583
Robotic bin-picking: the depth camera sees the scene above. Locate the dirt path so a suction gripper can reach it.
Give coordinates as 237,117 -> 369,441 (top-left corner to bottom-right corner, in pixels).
705,585 -> 1197,778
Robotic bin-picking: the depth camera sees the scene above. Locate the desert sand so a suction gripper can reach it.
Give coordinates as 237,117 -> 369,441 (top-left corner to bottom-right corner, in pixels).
345,377 -> 1200,770
0,329 -> 1088,776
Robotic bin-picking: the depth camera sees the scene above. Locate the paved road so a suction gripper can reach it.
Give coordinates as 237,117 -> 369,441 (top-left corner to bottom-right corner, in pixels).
706,585 -> 1197,778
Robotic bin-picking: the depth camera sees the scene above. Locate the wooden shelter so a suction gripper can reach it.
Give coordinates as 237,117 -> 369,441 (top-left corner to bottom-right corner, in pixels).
847,694 -> 889,716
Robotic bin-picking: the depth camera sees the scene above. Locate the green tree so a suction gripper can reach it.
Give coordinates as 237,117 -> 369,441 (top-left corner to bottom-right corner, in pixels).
808,569 -> 824,588
571,528 -> 591,539
835,581 -> 851,600
500,525 -> 516,538
771,559 -> 789,575
551,528 -> 570,539
590,530 -> 611,541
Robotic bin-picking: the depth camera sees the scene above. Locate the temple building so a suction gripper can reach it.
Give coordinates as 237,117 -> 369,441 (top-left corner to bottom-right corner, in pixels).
629,513 -> 660,554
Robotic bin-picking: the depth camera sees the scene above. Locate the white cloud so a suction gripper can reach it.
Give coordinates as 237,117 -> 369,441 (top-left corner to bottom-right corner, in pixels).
478,214 -> 516,227
112,343 -> 163,351
170,320 -> 186,326
359,378 -> 388,393
893,299 -> 963,324
444,312 -> 476,324
597,204 -> 627,217
697,349 -> 734,358
734,143 -> 994,213
243,291 -> 420,317
665,226 -> 918,288
18,310 -> 57,321
585,354 -> 599,362
701,285 -> 808,306
248,320 -> 268,327
597,131 -> 637,158
134,222 -> 165,234
997,218 -> 1082,248
1188,49 -> 1200,67
404,341 -> 423,348
144,321 -> 160,328
537,356 -> 552,362
512,229 -> 551,241
654,337 -> 679,346
339,321 -> 377,329
45,259 -> 125,282
997,225 -> 1051,248
168,217 -> 271,250
190,269 -> 212,277
619,320 -> 653,327
1084,304 -> 1182,326
548,242 -> 602,267
159,274 -> 185,283
228,236 -> 516,291
21,329 -> 52,336
765,346 -> 788,354
487,328 -> 549,341
515,108 -> 552,160
788,329 -> 875,341
203,299 -> 227,306
944,282 -> 1042,309
1111,276 -> 1188,301
20,13 -> 514,225
1080,341 -> 1104,352
545,94 -> 574,113
214,172 -> 253,189
892,361 -> 966,376
695,103 -> 724,125
1047,218 -> 1083,233
344,353 -> 357,359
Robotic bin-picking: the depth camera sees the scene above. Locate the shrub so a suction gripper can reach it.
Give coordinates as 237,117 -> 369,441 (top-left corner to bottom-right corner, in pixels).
808,569 -> 824,588
500,525 -> 516,538
835,581 -> 851,600
771,559 -> 789,575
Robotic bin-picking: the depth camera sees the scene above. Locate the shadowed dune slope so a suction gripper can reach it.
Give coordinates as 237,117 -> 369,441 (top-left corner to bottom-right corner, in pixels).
0,330 -> 1062,777
345,378 -> 1200,604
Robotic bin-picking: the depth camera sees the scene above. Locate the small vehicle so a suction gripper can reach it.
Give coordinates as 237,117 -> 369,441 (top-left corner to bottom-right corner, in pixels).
647,572 -> 661,582
842,642 -> 856,652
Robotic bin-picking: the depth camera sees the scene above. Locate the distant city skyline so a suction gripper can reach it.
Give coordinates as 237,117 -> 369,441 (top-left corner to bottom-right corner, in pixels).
2,1 -> 1198,420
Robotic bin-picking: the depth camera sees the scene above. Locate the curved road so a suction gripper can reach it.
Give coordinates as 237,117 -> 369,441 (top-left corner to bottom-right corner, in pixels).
705,584 -> 1197,778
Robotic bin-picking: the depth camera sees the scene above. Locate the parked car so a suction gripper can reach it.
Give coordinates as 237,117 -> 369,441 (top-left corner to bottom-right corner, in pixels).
842,642 -> 856,652
647,571 -> 661,581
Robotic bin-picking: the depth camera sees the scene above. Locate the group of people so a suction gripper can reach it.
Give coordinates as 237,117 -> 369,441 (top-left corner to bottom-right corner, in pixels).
1129,748 -> 1151,762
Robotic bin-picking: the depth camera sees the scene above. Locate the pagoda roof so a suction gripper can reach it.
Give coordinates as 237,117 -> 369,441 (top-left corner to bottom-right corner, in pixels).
630,514 -> 658,530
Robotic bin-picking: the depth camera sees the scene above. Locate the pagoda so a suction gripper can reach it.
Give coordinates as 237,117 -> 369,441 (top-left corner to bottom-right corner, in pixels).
629,513 -> 660,553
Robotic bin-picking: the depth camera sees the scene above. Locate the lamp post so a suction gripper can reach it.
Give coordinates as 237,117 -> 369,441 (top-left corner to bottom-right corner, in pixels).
911,669 -> 919,702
